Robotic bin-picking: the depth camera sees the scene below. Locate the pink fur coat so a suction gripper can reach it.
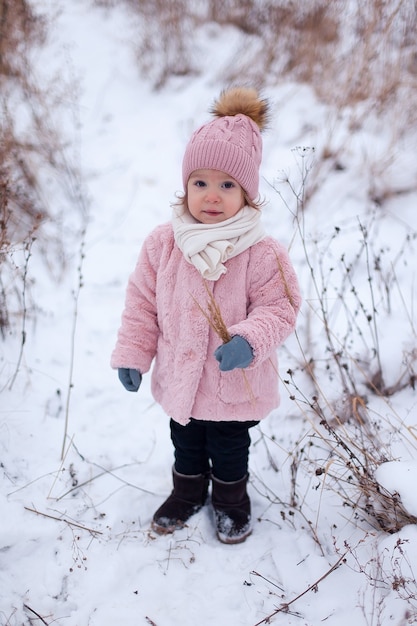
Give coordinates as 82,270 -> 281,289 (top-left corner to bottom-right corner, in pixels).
111,223 -> 301,425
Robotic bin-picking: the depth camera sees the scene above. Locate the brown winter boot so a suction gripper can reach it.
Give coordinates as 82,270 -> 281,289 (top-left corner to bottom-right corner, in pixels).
151,467 -> 209,534
211,474 -> 252,544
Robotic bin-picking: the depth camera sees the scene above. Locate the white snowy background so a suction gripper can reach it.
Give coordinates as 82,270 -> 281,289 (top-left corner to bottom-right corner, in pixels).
1,1 -> 417,625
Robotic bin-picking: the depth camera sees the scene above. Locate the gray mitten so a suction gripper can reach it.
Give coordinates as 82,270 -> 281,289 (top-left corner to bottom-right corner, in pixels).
118,368 -> 142,392
214,336 -> 253,371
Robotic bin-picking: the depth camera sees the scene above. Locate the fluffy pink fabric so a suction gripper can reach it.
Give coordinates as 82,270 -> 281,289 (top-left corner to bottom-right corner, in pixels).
111,223 -> 301,425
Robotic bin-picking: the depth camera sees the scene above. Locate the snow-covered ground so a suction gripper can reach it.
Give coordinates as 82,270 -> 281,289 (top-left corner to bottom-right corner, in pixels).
2,2 -> 417,625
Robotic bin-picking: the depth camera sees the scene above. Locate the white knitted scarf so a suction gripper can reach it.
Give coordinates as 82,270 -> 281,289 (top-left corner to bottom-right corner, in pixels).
172,205 -> 265,281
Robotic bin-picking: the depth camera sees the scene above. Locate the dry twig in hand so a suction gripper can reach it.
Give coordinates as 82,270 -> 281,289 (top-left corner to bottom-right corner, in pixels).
192,281 -> 231,343
191,281 -> 255,403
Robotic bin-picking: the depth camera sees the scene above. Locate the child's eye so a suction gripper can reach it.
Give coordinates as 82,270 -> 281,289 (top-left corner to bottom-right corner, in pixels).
222,181 -> 235,189
194,180 -> 206,187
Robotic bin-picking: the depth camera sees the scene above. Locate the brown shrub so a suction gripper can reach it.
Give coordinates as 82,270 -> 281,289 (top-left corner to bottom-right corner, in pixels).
99,0 -> 417,122
1,0 -> 85,335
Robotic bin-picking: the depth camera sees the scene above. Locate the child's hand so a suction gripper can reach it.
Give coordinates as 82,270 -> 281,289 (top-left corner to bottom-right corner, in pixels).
214,336 -> 254,371
118,368 -> 142,391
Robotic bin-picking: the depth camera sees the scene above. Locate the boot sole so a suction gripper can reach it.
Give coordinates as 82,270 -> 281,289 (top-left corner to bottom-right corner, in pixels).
151,519 -> 186,535
216,528 -> 252,544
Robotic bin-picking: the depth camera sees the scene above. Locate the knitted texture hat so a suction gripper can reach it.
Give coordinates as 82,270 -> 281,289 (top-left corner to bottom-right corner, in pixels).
182,87 -> 269,201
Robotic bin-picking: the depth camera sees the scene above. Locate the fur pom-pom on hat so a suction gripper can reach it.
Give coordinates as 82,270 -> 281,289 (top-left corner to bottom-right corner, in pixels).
182,87 -> 270,201
210,87 -> 269,132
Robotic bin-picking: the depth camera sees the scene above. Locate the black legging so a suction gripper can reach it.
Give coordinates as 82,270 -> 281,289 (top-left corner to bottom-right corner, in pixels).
170,418 -> 259,482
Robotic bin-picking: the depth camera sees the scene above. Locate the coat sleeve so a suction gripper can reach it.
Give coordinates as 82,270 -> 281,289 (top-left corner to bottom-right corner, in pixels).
110,230 -> 161,373
227,239 -> 301,368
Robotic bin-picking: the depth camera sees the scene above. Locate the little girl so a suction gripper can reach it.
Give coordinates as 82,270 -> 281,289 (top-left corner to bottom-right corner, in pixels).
111,87 -> 301,544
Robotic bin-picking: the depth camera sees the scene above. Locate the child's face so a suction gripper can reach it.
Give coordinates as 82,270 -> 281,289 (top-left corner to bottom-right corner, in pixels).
187,169 -> 245,224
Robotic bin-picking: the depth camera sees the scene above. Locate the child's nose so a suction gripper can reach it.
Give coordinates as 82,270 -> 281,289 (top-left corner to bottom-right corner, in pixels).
205,187 -> 220,202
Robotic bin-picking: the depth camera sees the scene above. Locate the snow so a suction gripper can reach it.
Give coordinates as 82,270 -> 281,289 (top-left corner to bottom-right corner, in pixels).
376,462 -> 417,518
1,1 -> 417,625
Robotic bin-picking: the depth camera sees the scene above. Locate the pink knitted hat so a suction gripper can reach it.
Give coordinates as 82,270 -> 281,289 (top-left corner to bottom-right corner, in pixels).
182,87 -> 269,201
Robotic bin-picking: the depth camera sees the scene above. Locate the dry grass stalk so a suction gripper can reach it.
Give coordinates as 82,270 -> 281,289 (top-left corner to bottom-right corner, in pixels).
253,551 -> 347,626
274,249 -> 298,309
23,604 -> 49,626
191,281 -> 256,404
202,281 -> 232,344
24,505 -> 103,535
